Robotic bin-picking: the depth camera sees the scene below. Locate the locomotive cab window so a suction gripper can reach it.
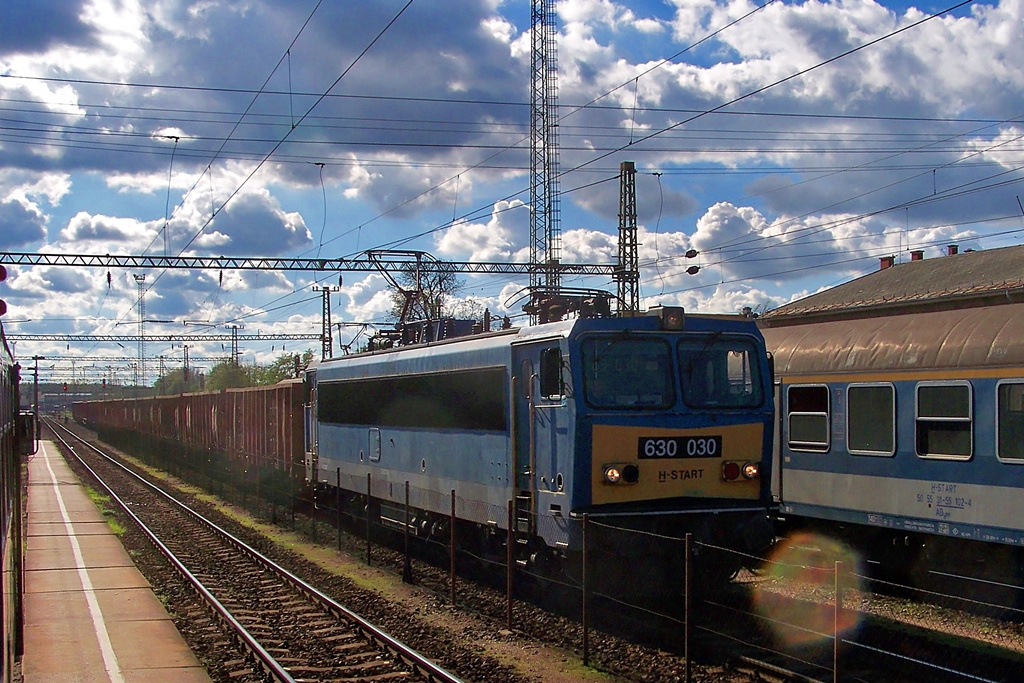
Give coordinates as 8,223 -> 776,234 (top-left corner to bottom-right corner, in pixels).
847,384 -> 895,456
677,336 -> 764,409
916,381 -> 972,460
997,381 -> 1024,462
581,336 -> 674,409
787,384 -> 829,452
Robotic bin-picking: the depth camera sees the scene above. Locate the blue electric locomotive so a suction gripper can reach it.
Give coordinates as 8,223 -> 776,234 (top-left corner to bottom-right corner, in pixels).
306,306 -> 775,587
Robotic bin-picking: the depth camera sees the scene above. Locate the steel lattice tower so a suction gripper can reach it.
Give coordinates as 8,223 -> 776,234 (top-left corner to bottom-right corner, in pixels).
615,161 -> 640,314
133,274 -> 146,388
312,283 -> 340,360
530,0 -> 561,304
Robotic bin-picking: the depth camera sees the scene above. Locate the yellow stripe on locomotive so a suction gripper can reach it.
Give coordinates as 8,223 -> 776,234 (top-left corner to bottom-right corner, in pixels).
590,423 -> 765,505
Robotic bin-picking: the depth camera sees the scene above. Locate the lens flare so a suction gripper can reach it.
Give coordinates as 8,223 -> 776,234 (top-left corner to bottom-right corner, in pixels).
752,531 -> 864,649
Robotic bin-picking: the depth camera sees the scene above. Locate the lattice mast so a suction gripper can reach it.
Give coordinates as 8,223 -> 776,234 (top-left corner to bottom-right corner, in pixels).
615,161 -> 640,314
530,0 -> 561,307
312,279 -> 341,361
133,274 -> 146,388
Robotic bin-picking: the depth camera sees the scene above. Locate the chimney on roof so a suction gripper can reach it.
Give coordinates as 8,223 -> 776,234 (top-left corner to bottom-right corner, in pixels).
880,255 -> 895,270
948,244 -> 959,256
910,250 -> 924,261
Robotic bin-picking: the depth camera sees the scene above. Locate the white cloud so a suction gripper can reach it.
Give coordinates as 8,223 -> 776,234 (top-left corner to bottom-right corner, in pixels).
435,199 -> 527,261
3,0 -> 1024,354
59,211 -> 158,250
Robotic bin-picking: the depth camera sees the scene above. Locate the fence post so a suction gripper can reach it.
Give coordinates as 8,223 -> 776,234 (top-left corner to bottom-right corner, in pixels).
685,533 -> 693,683
366,472 -> 372,566
834,560 -> 843,683
311,484 -> 318,543
582,513 -> 589,667
403,481 -> 413,583
337,468 -> 342,551
450,489 -> 456,606
507,499 -> 514,631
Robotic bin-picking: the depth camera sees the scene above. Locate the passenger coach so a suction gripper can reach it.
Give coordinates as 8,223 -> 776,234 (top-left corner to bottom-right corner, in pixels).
764,302 -> 1024,581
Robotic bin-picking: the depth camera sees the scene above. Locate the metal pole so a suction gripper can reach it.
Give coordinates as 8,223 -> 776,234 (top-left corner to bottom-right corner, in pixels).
366,472 -> 372,566
834,560 -> 843,683
685,533 -> 693,683
32,356 -> 42,443
403,481 -> 413,583
450,489 -> 456,606
507,499 -> 514,631
582,513 -> 589,667
337,468 -> 342,551
311,484 -> 317,543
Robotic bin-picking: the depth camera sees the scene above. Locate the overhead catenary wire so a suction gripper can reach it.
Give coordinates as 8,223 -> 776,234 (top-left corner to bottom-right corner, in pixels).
8,0 -> 1015,339
73,0 -> 418,359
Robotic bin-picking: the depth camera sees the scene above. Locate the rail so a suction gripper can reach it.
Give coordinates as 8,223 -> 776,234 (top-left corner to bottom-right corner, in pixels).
47,418 -> 464,683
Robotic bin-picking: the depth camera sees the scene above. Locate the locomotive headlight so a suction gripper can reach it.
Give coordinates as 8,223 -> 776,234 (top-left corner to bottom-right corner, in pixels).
742,462 -> 759,479
647,305 -> 685,330
603,464 -> 640,485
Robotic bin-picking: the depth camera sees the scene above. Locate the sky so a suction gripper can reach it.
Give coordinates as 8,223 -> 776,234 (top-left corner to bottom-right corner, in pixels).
1,0 -> 1023,385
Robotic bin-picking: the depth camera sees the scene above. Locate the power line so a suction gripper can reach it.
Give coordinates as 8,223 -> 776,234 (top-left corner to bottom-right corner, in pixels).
7,334 -> 321,342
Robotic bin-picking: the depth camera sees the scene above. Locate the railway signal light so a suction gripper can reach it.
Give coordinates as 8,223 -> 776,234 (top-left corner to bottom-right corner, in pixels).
62,382 -> 68,392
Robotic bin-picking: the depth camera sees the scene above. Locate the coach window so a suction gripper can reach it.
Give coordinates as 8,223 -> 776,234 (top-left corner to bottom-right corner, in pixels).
916,381 -> 972,459
847,384 -> 895,456
997,381 -> 1024,462
787,384 -> 829,452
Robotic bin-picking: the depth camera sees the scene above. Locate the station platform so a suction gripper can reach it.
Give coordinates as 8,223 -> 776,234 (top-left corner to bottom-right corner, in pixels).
23,441 -> 212,682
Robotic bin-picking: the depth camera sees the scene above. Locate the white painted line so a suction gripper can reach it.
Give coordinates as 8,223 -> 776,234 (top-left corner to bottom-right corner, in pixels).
41,443 -> 125,683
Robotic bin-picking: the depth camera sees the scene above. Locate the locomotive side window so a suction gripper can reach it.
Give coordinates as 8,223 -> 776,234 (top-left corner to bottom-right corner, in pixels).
997,381 -> 1024,462
916,382 -> 972,459
539,347 -> 564,399
318,367 -> 508,432
847,384 -> 895,456
787,385 -> 829,452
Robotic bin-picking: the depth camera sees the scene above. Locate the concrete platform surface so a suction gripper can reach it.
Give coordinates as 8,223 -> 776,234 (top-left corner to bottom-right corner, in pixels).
22,441 -> 212,682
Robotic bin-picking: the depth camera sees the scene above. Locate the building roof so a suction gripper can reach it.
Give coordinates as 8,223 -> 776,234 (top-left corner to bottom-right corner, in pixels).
760,244 -> 1024,326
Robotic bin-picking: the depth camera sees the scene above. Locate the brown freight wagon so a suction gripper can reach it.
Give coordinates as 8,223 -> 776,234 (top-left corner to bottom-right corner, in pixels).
72,379 -> 305,474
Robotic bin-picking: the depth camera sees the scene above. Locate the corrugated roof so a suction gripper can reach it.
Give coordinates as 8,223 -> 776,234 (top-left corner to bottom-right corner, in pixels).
761,244 -> 1024,324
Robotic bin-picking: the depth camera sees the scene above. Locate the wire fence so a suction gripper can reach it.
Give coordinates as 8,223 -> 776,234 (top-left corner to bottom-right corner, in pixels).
96,425 -> 1024,683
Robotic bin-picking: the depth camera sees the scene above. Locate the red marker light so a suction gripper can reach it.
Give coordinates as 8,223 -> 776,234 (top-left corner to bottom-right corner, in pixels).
722,461 -> 741,481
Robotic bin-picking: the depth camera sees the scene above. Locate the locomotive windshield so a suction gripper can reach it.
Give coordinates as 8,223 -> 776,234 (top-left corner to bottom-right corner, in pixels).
581,337 -> 675,409
678,336 -> 764,408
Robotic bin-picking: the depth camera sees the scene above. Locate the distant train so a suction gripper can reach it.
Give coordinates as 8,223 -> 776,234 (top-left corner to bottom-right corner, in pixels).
763,302 -> 1024,586
74,380 -> 304,476
75,306 -> 777,590
1,322 -> 36,683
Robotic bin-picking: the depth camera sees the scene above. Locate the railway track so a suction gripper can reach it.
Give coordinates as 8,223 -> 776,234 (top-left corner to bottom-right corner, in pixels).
48,419 -> 463,683
52,418 -> 1024,683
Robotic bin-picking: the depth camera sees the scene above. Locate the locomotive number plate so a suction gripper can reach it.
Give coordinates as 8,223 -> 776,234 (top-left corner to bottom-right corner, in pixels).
637,435 -> 723,459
